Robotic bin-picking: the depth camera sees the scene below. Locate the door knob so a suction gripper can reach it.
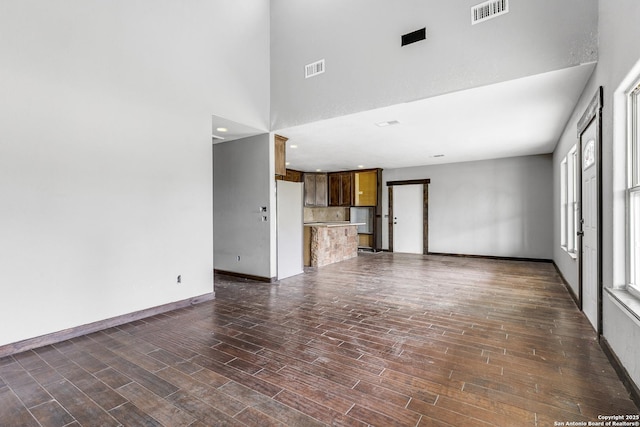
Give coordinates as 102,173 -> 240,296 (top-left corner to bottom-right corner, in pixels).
577,231 -> 584,236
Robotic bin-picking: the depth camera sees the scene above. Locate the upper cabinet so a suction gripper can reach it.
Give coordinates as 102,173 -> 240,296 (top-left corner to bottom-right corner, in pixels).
274,134 -> 287,177
304,173 -> 328,207
354,170 -> 379,206
303,168 -> 380,208
279,168 -> 303,183
328,172 -> 353,207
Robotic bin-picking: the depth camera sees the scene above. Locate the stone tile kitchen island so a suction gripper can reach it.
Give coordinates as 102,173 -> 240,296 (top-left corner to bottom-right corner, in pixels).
303,222 -> 361,267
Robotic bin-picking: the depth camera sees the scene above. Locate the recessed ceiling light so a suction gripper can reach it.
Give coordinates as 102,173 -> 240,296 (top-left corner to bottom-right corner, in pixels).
316,169 -> 322,172
375,120 -> 400,127
357,165 -> 364,168
285,162 -> 291,166
216,127 -> 228,132
290,144 -> 298,149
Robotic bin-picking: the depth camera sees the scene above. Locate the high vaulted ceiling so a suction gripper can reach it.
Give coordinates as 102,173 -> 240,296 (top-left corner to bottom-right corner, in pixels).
213,0 -> 599,172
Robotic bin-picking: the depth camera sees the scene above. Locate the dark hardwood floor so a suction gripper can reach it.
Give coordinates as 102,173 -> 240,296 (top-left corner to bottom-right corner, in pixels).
1,253 -> 638,426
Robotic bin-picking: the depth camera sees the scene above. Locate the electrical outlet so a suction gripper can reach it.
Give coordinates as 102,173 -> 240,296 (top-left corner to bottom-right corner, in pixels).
177,275 -> 181,284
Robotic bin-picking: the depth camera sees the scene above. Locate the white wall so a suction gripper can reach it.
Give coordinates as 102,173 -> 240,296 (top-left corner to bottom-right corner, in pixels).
270,0 -> 597,129
603,296 -> 640,391
553,105 -> 583,293
0,0 -> 270,347
213,134 -> 276,279
383,155 -> 553,259
553,0 -> 640,390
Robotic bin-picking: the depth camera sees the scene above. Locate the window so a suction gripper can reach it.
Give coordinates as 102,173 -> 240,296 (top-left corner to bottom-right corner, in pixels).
561,158 -> 567,248
628,82 -> 640,296
610,62 -> 640,314
561,145 -> 578,257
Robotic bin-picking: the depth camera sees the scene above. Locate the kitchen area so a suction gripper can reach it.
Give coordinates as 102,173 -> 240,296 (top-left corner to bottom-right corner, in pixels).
278,166 -> 382,268
214,133 -> 384,283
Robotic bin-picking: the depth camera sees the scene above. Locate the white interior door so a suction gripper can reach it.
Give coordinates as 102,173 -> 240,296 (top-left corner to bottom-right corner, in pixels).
581,120 -> 598,331
277,180 -> 304,280
393,184 -> 423,254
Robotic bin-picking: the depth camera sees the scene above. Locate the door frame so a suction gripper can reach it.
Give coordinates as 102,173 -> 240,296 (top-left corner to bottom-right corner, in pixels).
577,86 -> 603,336
387,179 -> 430,254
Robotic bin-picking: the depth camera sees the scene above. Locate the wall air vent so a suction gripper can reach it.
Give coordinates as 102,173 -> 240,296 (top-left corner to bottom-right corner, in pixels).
471,0 -> 509,25
401,27 -> 427,47
305,59 -> 325,79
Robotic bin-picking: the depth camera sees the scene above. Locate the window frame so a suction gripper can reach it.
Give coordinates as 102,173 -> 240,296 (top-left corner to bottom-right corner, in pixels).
627,81 -> 640,297
561,145 -> 578,258
560,157 -> 568,249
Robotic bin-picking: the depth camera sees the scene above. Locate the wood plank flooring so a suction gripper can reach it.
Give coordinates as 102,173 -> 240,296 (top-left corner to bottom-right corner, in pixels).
1,253 -> 638,426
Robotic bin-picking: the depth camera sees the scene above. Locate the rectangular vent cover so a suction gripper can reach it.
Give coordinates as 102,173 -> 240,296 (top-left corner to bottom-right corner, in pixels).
401,28 -> 427,47
471,0 -> 509,25
305,59 -> 325,79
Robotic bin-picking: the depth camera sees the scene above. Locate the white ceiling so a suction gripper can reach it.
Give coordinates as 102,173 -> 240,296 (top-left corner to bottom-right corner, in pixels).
211,1 -> 598,174
212,62 -> 595,173
211,115 -> 266,144
269,0 -> 597,132
273,62 -> 596,172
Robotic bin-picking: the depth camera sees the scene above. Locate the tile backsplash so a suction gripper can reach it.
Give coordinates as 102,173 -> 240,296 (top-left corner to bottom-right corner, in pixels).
304,207 -> 349,223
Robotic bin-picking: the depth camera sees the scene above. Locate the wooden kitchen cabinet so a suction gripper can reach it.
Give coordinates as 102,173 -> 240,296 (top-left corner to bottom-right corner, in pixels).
304,173 -> 328,207
328,172 -> 353,206
353,170 -> 379,206
274,134 -> 287,177
358,233 -> 374,248
304,174 -> 315,206
276,168 -> 304,183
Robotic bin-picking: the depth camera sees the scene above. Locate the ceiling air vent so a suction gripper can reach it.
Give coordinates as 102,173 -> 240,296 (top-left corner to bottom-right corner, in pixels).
376,120 -> 400,127
471,0 -> 509,25
305,59 -> 325,79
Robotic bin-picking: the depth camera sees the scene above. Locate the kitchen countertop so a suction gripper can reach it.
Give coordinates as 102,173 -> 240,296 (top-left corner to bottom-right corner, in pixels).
304,221 -> 365,228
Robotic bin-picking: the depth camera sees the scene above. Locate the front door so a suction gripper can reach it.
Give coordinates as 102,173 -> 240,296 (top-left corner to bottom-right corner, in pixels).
577,88 -> 602,334
580,118 -> 599,332
392,184 -> 423,254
